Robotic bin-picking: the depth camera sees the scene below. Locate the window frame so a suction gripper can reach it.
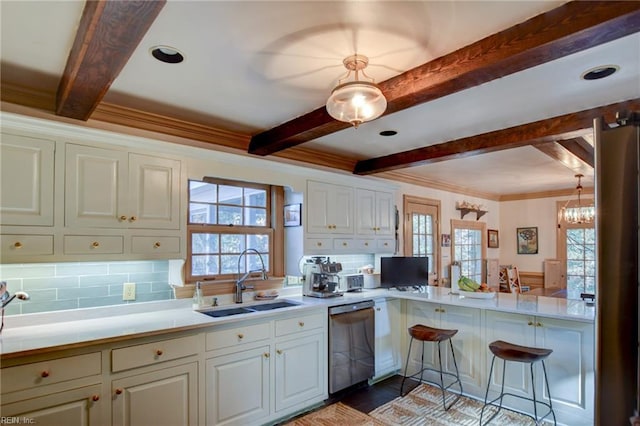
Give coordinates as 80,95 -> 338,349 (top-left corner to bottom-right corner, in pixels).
186,177 -> 284,289
451,219 -> 487,283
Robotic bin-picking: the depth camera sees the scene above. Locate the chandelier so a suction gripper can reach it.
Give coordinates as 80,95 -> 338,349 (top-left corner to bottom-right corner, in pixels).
326,54 -> 387,128
561,174 -> 595,224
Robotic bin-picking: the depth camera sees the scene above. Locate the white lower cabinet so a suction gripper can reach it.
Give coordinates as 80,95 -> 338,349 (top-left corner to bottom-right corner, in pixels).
205,309 -> 327,426
111,362 -> 198,426
405,301 -> 485,395
373,298 -> 401,379
206,345 -> 271,426
485,311 -> 594,426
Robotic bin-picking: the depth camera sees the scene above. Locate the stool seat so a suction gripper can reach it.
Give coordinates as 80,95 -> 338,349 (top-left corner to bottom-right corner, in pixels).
489,340 -> 552,363
409,324 -> 458,342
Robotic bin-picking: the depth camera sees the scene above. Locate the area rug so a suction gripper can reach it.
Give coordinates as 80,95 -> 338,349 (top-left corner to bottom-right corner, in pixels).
369,384 -> 534,426
283,402 -> 387,425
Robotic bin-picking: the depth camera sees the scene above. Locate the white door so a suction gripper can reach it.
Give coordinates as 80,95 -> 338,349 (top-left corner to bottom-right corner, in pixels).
128,153 -> 181,229
0,134 -> 55,226
275,333 -> 324,412
404,196 -> 440,285
206,346 -> 270,426
65,144 -> 128,228
112,363 -> 197,426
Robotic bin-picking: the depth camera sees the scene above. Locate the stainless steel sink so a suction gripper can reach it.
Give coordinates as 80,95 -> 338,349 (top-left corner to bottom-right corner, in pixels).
198,300 -> 301,318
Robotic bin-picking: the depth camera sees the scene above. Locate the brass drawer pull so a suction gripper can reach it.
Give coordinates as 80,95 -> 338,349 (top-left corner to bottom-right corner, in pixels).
237,333 -> 244,339
276,349 -> 283,355
263,353 -> 270,358
41,370 -> 50,378
13,241 -> 22,249
298,321 -> 304,327
155,349 -> 163,356
91,241 -> 100,248
92,395 -> 100,402
153,242 -> 161,248
115,388 -> 123,395
119,215 -> 127,221
130,216 -> 137,222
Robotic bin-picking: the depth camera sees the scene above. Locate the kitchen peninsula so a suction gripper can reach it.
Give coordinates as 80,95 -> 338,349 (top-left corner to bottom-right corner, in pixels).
1,287 -> 594,426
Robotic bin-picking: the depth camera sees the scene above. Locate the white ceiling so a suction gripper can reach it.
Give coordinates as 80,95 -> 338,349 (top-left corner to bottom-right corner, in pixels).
2,1 -> 639,196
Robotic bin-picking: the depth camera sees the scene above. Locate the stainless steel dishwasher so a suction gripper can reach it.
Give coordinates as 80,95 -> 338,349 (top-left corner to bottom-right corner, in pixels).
328,300 -> 375,394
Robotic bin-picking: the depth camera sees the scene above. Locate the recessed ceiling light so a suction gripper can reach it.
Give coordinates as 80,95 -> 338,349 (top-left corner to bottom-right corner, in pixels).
379,130 -> 397,137
150,45 -> 184,64
581,65 -> 619,81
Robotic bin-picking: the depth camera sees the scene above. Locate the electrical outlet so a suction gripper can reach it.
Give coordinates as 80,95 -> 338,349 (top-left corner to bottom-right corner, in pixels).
123,282 -> 136,301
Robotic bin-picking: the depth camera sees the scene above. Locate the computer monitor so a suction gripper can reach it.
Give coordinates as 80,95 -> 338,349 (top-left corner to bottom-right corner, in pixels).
380,256 -> 429,288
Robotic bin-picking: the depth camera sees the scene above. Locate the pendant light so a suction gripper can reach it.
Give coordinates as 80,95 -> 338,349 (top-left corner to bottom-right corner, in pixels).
326,54 -> 387,128
561,174 -> 595,224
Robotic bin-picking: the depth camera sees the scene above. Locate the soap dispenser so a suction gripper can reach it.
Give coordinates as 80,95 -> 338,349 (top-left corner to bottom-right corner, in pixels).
192,281 -> 203,310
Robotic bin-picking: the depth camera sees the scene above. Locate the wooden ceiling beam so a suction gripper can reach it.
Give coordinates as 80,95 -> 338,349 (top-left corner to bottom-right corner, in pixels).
56,0 -> 166,120
353,99 -> 640,175
535,138 -> 593,176
557,137 -> 595,168
249,0 -> 640,156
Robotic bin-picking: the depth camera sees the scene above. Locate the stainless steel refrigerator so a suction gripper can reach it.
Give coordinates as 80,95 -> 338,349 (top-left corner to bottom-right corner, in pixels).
594,113 -> 639,426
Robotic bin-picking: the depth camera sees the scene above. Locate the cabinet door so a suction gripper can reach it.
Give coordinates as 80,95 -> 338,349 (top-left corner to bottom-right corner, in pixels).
306,181 -> 353,234
534,317 -> 594,425
374,191 -> 395,236
404,301 -> 440,373
374,298 -> 401,378
439,304 -> 484,394
206,346 -> 270,426
1,384 -> 103,426
112,362 -> 197,426
0,134 -> 55,226
356,188 -> 377,235
65,144 -> 128,228
484,311 -> 536,402
275,333 -> 325,412
128,154 -> 181,229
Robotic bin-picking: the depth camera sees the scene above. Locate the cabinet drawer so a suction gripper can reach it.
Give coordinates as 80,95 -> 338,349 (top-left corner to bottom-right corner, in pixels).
206,322 -> 270,351
333,238 -> 355,251
1,234 -> 54,256
275,312 -> 325,337
1,352 -> 101,394
64,235 -> 124,255
131,236 -> 180,254
305,237 -> 332,251
355,238 -> 376,251
377,238 -> 395,252
111,335 -> 199,372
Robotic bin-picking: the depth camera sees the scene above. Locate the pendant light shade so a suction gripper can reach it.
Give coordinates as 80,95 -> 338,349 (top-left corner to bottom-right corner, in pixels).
326,55 -> 387,128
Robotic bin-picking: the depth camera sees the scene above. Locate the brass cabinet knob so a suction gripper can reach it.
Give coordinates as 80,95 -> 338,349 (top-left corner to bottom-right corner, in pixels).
376,307 -> 381,311
41,370 -> 50,378
13,241 -> 22,249
263,353 -> 270,358
536,322 -> 543,327
528,321 -> 534,326
364,242 -> 369,246
316,242 -> 322,247
91,241 -> 100,248
342,242 -> 347,246
155,349 -> 163,356
119,215 -> 127,221
130,216 -> 137,222
276,349 -> 283,355
384,242 -> 388,246
298,321 -> 304,327
153,242 -> 161,248
92,395 -> 100,402
115,388 -> 123,395
237,333 -> 244,339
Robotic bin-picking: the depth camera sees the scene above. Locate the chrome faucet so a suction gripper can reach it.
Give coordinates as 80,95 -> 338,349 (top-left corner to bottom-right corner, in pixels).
235,248 -> 268,303
0,281 -> 30,333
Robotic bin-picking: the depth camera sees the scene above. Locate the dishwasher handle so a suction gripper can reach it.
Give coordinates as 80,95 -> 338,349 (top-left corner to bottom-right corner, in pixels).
329,300 -> 375,315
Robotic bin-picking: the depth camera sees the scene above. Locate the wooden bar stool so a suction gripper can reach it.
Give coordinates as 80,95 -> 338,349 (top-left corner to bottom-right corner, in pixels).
400,324 -> 463,411
480,340 -> 557,425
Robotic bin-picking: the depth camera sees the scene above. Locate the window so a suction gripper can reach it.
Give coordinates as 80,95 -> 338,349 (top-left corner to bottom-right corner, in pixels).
403,196 -> 440,284
451,219 -> 486,284
187,178 -> 280,284
557,199 -> 595,299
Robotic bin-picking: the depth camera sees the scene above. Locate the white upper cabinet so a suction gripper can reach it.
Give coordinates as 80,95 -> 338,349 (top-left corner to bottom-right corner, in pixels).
306,181 -> 354,234
0,134 -> 55,226
65,144 -> 180,230
356,188 -> 394,236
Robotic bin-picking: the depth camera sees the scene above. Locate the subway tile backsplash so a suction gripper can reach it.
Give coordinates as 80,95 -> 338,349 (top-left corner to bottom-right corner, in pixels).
0,261 -> 173,315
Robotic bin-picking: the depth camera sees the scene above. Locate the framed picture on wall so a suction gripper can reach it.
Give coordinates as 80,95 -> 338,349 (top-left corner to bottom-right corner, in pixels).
284,203 -> 301,227
441,233 -> 451,247
516,227 -> 538,254
488,229 -> 499,248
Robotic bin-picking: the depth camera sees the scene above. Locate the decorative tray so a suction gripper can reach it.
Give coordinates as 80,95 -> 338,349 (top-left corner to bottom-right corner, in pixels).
459,290 -> 496,299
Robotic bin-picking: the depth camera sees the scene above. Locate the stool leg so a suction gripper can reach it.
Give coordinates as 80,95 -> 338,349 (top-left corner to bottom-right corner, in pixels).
480,355 -> 497,425
541,360 -> 557,426
400,336 -> 414,396
436,341 -> 447,410
419,341 -> 426,384
530,362 -> 538,422
449,338 -> 463,395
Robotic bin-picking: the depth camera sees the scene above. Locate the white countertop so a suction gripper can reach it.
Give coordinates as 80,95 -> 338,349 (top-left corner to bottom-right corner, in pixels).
0,286 -> 594,359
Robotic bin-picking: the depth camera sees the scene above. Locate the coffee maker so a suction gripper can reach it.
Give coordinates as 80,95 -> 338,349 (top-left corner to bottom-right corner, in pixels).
302,257 -> 344,298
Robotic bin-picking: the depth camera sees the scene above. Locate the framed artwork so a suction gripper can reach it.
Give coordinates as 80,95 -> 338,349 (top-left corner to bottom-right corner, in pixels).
441,233 -> 451,247
517,227 -> 538,254
284,203 -> 301,227
488,229 -> 499,248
